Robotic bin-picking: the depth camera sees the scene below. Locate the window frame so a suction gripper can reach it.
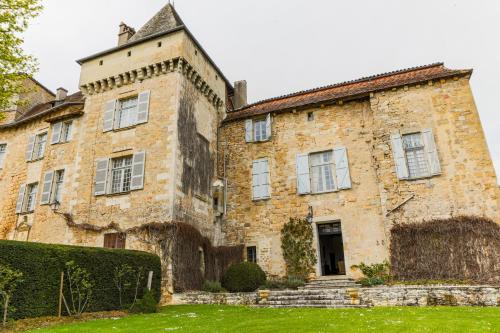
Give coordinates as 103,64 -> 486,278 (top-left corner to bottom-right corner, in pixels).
32,132 -> 48,160
402,132 -> 430,179
246,246 -> 257,263
253,118 -> 267,142
109,156 -> 133,194
52,169 -> 65,204
60,121 -> 73,143
114,96 -> 139,130
23,182 -> 38,213
309,150 -> 336,194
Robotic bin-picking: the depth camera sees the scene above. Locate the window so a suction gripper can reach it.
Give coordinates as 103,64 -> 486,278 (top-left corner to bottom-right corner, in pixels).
94,152 -> 146,196
127,51 -> 132,57
391,129 -> 441,180
245,114 -> 272,143
158,41 -> 162,47
53,170 -> 65,203
115,97 -> 138,129
308,112 -> 315,121
104,233 -> 126,249
111,156 -> 133,194
310,151 -> 335,193
32,132 -> 47,160
296,147 -> 352,195
247,246 -> 257,263
254,119 -> 267,142
24,183 -> 38,213
252,159 -> 270,200
0,144 -> 6,168
61,121 -> 73,142
402,133 -> 428,179
99,60 -> 103,66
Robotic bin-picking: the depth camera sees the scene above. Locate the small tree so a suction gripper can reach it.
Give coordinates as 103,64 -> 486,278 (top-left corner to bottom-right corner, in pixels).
280,217 -> 317,279
0,264 -> 23,327
63,261 -> 94,317
113,264 -> 134,308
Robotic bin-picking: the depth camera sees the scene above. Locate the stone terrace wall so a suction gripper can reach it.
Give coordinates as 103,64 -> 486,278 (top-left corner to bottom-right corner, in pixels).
172,292 -> 258,305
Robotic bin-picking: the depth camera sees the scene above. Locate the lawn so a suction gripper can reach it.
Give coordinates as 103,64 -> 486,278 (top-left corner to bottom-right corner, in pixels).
27,305 -> 500,333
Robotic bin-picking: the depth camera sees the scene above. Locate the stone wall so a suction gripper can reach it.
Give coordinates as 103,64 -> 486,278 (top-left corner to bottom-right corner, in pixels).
219,76 -> 500,280
173,292 -> 258,306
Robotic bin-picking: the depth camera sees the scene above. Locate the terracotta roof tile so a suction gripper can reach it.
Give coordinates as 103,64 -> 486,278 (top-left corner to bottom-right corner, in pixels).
225,63 -> 471,122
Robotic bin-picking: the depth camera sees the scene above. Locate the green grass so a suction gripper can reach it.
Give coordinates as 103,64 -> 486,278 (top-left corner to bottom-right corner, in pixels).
27,305 -> 500,333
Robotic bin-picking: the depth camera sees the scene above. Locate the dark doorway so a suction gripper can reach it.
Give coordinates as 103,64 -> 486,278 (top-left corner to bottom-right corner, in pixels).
318,222 -> 346,276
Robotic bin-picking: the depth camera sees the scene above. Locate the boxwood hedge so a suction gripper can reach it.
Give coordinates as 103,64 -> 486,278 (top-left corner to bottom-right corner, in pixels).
0,240 -> 161,319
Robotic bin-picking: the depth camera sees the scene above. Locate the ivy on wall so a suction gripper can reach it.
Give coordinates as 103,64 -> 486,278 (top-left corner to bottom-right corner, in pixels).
281,217 -> 317,279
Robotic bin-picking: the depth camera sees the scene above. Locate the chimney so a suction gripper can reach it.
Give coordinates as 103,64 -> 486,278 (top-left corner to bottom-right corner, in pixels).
233,80 -> 247,109
56,87 -> 68,102
118,22 -> 135,46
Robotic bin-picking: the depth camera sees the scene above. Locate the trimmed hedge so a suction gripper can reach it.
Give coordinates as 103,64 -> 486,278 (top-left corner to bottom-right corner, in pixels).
0,240 -> 161,319
222,262 -> 266,292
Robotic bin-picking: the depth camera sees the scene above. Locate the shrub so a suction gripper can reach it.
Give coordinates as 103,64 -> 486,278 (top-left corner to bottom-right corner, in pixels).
129,289 -> 158,314
0,240 -> 161,319
222,262 -> 266,292
202,281 -> 226,293
261,276 -> 305,290
351,261 -> 391,287
281,217 -> 317,280
390,216 -> 500,284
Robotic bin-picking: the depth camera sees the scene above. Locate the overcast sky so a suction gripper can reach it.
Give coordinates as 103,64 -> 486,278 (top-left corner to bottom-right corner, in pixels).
23,0 -> 500,181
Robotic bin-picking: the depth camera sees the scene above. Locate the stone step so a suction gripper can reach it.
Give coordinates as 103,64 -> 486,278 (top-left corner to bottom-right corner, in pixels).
268,290 -> 346,296
301,284 -> 360,289
266,300 -> 352,305
268,295 -> 348,301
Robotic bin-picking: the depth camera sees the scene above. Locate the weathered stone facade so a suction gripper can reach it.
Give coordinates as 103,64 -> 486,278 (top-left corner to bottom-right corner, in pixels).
0,4 -> 498,297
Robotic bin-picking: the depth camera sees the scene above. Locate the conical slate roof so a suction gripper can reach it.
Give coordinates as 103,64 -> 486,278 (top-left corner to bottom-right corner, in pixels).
128,4 -> 184,43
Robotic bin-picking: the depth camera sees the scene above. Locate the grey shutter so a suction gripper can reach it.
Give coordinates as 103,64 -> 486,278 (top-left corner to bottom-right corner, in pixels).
51,122 -> 62,144
390,133 -> 409,179
103,100 -> 116,132
25,135 -> 35,161
15,184 -> 26,213
422,128 -> 441,176
94,158 -> 109,196
334,147 -> 352,189
40,171 -> 54,205
296,154 -> 311,194
136,91 -> 150,124
252,159 -> 270,200
131,151 -> 146,190
265,113 -> 272,140
245,119 -> 253,143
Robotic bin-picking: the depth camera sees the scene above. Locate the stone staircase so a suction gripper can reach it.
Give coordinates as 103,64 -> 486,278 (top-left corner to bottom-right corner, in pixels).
258,276 -> 367,308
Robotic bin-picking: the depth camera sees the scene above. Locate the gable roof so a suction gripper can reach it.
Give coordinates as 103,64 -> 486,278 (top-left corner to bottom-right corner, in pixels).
127,4 -> 183,43
224,63 -> 472,122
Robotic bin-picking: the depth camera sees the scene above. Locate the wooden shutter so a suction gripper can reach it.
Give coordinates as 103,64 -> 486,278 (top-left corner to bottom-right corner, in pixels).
245,119 -> 253,143
103,100 -> 116,132
390,133 -> 409,179
265,113 -> 272,140
422,128 -> 441,176
136,91 -> 151,124
40,171 -> 54,205
51,122 -> 62,144
334,147 -> 352,189
94,158 -> 109,196
131,151 -> 146,190
296,154 -> 311,194
25,135 -> 35,161
15,184 -> 26,213
252,159 -> 270,200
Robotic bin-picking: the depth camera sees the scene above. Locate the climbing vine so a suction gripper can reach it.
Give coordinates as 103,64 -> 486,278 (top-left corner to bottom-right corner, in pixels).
281,217 -> 317,279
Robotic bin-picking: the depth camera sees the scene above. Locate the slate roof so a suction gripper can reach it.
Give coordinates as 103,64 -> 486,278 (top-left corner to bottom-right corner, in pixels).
224,63 -> 472,122
127,4 -> 184,43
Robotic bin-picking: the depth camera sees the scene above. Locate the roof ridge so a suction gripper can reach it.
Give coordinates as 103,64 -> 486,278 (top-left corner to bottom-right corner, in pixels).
127,3 -> 184,43
231,62 -> 446,112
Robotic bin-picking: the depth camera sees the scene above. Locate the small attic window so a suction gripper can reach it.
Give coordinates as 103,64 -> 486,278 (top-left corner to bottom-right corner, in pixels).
215,75 -> 218,81
195,50 -> 198,56
308,112 -> 315,121
127,51 -> 132,57
158,41 -> 162,47
99,60 -> 103,66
